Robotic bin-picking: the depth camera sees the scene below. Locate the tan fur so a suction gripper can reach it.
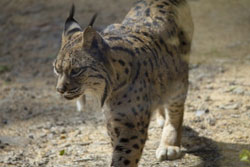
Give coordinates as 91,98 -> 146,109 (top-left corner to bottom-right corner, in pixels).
54,0 -> 193,166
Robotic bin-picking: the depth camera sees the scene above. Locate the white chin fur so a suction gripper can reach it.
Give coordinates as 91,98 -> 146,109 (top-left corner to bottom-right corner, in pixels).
53,68 -> 59,76
76,99 -> 83,112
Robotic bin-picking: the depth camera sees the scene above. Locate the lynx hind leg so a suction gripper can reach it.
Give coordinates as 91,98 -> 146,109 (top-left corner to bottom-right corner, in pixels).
156,107 -> 165,128
156,101 -> 185,161
76,95 -> 86,112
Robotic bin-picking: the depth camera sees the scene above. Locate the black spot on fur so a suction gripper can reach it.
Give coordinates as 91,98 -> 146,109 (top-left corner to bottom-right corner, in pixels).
125,68 -> 129,74
114,118 -> 121,122
162,1 -> 170,6
148,58 -> 154,71
135,47 -> 140,54
118,113 -> 126,117
111,46 -> 135,57
132,62 -> 141,84
124,159 -> 130,165
142,31 -> 149,37
169,0 -> 183,6
125,122 -> 135,128
130,136 -> 138,140
155,16 -> 164,22
115,145 -> 123,151
154,41 -> 162,51
140,129 -> 145,134
140,139 -> 145,144
129,35 -> 144,43
116,73 -> 120,80
159,10 -> 166,14
131,107 -> 138,116
120,138 -> 129,143
157,4 -> 164,8
141,47 -> 146,53
133,144 -> 140,149
107,36 -> 123,41
126,149 -> 132,154
114,128 -> 120,137
129,62 -> 133,67
118,59 -> 126,66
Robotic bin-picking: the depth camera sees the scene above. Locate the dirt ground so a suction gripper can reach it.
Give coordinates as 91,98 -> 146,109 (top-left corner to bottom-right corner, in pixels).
0,0 -> 250,166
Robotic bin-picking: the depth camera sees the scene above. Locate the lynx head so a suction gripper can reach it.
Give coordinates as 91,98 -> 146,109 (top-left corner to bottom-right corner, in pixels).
53,5 -> 113,106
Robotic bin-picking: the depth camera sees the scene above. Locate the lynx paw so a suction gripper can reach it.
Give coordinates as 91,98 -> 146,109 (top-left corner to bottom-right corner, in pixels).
156,146 -> 181,161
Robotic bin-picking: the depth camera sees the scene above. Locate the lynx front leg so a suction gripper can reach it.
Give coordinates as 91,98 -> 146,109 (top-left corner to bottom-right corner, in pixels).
156,102 -> 184,161
106,108 -> 151,167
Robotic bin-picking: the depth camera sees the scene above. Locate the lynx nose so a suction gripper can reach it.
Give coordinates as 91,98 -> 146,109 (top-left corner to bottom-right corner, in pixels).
57,85 -> 66,94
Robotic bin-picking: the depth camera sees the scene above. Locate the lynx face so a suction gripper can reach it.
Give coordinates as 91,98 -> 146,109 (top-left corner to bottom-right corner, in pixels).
53,6 -> 112,102
54,45 -> 94,100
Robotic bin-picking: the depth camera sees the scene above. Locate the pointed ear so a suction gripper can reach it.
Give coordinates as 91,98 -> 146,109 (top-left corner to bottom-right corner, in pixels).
82,26 -> 96,48
62,5 -> 82,41
82,26 -> 104,49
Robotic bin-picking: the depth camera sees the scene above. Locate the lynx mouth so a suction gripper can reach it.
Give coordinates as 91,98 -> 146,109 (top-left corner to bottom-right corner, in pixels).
63,93 -> 81,100
68,87 -> 81,94
62,87 -> 83,100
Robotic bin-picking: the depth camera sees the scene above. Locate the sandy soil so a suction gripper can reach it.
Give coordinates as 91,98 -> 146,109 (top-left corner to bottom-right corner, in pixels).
0,0 -> 250,166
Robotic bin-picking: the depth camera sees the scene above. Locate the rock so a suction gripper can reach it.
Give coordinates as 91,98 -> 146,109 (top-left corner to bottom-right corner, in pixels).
55,121 -> 65,126
223,87 -> 235,93
207,117 -> 216,126
200,125 -> 206,129
196,109 -> 209,117
192,117 -> 204,123
37,158 -> 49,166
245,91 -> 250,96
47,133 -> 54,139
219,67 -> 225,73
232,87 -> 244,95
220,103 -> 240,110
229,81 -> 236,86
206,85 -> 214,90
230,114 -> 240,118
74,130 -> 82,137
28,134 -> 34,139
205,96 -> 212,102
2,119 -> 8,124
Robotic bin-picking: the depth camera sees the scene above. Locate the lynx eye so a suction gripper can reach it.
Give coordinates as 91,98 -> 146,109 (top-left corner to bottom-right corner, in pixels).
70,68 -> 84,77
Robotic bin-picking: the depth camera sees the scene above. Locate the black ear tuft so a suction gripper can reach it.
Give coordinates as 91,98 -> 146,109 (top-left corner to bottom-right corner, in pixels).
64,4 -> 82,36
88,13 -> 98,27
68,4 -> 75,20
